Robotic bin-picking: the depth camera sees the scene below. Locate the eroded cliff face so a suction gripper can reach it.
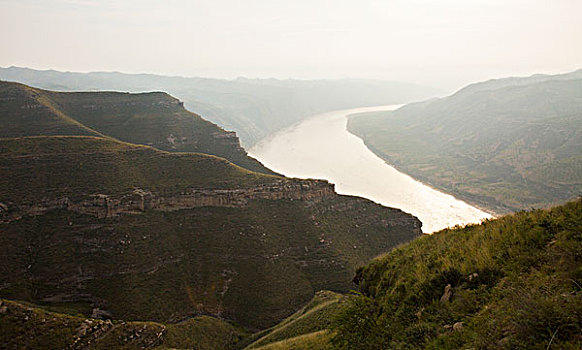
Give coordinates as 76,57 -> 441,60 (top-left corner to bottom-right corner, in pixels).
0,179 -> 336,223
0,82 -> 424,331
0,193 -> 422,330
0,175 -> 422,330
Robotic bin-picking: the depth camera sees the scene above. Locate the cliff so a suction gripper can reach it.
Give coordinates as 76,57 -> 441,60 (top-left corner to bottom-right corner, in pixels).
1,180 -> 336,222
0,135 -> 422,330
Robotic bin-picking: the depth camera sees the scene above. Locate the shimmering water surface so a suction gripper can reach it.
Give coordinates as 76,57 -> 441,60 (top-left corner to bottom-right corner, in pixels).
249,105 -> 493,233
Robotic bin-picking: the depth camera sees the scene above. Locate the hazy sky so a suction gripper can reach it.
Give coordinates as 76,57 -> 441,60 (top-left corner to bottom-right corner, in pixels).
1,0 -> 581,90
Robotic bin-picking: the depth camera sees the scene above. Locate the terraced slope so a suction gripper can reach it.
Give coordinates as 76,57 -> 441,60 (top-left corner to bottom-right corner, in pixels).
0,80 -> 274,174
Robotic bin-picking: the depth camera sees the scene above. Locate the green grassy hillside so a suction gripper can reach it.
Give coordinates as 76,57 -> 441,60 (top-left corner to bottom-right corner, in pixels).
0,136 -> 273,205
348,71 -> 582,214
249,331 -> 334,350
240,291 -> 343,349
0,298 -> 247,350
0,80 -> 274,174
0,136 -> 421,331
332,199 -> 582,349
0,80 -> 101,137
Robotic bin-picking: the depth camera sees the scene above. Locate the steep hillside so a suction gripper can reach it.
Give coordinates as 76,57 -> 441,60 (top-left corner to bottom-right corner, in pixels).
348,70 -> 582,213
0,136 -> 422,331
0,80 -> 274,175
332,199 -> 582,349
0,66 -> 440,147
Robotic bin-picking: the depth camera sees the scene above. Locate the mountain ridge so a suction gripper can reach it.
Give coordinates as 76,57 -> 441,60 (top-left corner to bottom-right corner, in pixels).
0,66 -> 441,147
348,70 -> 582,214
0,80 -> 275,175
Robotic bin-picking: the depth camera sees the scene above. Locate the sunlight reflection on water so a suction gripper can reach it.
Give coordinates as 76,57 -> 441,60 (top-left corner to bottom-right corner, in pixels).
249,105 -> 493,233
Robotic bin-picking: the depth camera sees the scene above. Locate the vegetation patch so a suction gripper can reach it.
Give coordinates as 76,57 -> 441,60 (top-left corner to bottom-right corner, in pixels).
331,199 -> 582,349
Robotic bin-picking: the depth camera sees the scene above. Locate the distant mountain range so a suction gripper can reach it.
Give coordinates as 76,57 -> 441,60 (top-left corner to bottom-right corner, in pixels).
0,81 -> 422,338
0,66 -> 440,147
348,69 -> 582,214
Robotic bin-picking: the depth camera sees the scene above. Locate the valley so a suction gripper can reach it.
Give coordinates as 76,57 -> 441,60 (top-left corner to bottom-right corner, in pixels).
347,70 -> 582,214
0,71 -> 580,349
249,106 -> 492,233
0,82 -> 422,345
1,1 -> 580,348
0,67 -> 439,148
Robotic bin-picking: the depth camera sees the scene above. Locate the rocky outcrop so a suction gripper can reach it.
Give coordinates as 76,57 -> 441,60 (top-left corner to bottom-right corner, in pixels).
1,179 -> 336,222
440,284 -> 453,303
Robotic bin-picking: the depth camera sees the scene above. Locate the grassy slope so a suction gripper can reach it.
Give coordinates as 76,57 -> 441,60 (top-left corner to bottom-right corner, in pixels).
332,199 -> 582,349
0,80 -> 101,138
249,331 -> 334,350
240,291 -> 343,349
0,299 -> 246,350
0,80 -> 274,174
0,135 -> 273,204
348,76 -> 582,214
0,136 -> 421,331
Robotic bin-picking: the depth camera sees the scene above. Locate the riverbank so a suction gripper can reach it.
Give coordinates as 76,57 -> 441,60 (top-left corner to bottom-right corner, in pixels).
249,106 -> 492,233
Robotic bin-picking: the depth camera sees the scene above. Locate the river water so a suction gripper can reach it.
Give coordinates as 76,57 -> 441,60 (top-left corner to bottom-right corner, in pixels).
249,105 -> 493,233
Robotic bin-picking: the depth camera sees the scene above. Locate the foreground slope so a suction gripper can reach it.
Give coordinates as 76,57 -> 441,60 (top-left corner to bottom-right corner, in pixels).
0,136 -> 421,330
0,299 -> 247,350
0,66 -> 440,147
332,199 -> 582,349
239,291 -> 343,350
348,70 -> 582,213
0,80 -> 274,175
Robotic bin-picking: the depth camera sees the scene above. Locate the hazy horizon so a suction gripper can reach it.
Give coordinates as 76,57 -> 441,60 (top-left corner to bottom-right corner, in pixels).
1,0 -> 581,92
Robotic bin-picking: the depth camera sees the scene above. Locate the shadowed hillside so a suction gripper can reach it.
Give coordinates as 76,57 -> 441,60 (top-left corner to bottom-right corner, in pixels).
0,83 -> 422,332
0,80 -> 274,175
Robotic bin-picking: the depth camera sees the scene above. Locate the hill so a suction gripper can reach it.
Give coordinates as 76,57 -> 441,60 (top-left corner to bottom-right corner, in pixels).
0,66 -> 440,147
0,135 -> 421,330
0,82 -> 422,332
0,80 -> 274,175
0,290 -> 343,350
332,199 -> 582,349
348,70 -> 582,214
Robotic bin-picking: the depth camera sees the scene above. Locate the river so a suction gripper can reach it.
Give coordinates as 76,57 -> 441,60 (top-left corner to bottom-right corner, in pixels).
249,105 -> 493,233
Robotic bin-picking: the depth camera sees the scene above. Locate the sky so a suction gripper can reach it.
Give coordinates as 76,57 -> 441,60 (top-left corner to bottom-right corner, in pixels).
1,0 -> 581,91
